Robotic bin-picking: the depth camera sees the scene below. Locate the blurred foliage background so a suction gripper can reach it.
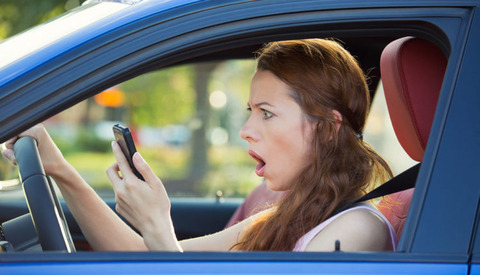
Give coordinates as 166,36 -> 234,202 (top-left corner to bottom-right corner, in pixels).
0,0 -> 80,39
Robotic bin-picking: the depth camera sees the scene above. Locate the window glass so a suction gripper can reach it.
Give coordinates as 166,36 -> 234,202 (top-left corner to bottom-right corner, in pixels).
0,149 -> 18,196
363,81 -> 419,176
43,60 -> 258,198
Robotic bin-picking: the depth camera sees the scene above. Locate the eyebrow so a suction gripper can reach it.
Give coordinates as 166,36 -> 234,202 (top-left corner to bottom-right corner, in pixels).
248,101 -> 275,108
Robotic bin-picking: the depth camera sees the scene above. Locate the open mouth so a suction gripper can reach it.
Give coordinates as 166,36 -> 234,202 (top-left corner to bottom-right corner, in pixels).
248,150 -> 266,177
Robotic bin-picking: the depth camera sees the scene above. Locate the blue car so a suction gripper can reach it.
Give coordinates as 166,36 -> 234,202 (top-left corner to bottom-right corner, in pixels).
1,0 -> 480,274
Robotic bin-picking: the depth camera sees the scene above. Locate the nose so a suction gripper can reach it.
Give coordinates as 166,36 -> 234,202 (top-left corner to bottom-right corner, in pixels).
240,116 -> 258,142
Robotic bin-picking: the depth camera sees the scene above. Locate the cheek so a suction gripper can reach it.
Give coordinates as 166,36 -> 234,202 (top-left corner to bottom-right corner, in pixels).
270,124 -> 312,164
267,133 -> 311,191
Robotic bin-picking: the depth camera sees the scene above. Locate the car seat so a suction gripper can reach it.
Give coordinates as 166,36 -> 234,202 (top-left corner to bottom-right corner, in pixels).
226,180 -> 285,227
377,36 -> 447,239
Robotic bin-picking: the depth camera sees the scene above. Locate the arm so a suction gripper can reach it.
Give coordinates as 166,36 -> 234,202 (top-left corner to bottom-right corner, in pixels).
2,124 -> 146,251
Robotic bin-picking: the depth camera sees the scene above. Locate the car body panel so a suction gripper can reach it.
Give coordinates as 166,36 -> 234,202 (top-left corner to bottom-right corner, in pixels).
471,265 -> 480,275
400,7 -> 480,254
0,0 -> 201,86
0,252 -> 471,274
0,260 -> 469,275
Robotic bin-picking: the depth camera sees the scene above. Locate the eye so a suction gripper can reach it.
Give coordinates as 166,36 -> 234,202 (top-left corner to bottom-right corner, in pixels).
262,109 -> 273,119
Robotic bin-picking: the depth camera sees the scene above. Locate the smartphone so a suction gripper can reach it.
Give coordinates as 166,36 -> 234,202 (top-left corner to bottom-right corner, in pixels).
112,124 -> 144,180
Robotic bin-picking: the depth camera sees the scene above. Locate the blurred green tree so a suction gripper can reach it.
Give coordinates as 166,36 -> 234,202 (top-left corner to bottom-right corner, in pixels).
120,65 -> 195,126
0,0 -> 82,40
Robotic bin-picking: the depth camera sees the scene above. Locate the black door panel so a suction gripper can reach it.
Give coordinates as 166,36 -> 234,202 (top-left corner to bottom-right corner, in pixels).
0,197 -> 241,250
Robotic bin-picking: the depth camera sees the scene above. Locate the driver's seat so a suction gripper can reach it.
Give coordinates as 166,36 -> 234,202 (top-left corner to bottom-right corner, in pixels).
377,36 -> 447,239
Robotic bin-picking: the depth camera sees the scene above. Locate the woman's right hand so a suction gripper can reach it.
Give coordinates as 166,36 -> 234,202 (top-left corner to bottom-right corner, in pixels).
107,141 -> 181,251
1,124 -> 68,179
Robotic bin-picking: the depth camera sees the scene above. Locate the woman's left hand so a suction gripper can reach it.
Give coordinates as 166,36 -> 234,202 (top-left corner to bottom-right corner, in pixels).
106,141 -> 181,251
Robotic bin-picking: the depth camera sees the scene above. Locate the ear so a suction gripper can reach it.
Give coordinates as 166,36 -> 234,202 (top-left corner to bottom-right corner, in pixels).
332,110 -> 343,132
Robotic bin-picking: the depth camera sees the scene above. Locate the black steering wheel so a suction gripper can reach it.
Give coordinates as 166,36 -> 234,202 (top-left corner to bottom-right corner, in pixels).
13,136 -> 75,252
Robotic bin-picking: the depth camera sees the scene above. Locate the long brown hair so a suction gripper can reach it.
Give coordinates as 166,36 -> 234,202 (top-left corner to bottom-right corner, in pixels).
232,39 -> 392,251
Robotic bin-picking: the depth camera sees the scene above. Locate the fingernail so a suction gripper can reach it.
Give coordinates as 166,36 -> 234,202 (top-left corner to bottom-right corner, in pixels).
133,152 -> 143,162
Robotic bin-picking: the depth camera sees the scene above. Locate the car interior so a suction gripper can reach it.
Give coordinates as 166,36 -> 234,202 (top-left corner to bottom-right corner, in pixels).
0,27 -> 449,253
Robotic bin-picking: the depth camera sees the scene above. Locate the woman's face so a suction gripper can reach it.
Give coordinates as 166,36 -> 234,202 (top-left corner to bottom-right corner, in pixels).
240,70 -> 315,191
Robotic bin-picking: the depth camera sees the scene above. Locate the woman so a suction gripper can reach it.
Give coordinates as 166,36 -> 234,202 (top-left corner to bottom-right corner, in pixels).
2,39 -> 396,252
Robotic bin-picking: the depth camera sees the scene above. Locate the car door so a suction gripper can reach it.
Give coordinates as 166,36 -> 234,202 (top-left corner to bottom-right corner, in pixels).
1,0 -> 479,274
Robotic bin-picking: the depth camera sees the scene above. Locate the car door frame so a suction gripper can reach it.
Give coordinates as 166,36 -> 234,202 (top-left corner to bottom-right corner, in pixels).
0,1 -> 479,273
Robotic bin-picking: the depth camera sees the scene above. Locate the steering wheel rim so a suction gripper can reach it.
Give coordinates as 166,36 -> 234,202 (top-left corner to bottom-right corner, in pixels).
13,136 -> 75,252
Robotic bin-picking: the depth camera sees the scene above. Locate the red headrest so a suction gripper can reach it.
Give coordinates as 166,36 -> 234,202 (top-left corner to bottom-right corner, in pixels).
380,37 -> 447,161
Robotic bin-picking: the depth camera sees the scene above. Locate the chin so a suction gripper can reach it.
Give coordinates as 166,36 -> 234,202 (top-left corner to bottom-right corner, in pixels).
265,179 -> 289,192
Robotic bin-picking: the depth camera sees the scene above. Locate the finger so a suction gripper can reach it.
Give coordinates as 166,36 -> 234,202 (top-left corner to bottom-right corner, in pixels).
111,141 -> 135,179
4,124 -> 44,149
106,163 -> 123,191
114,192 -> 135,222
115,203 -> 123,216
1,148 -> 17,165
3,140 -> 14,150
133,152 -> 158,185
115,203 -> 130,220
115,203 -> 138,229
4,135 -> 20,150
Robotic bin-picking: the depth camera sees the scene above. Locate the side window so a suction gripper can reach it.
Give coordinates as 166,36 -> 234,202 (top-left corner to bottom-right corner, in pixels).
0,148 -> 18,192
43,60 -> 258,198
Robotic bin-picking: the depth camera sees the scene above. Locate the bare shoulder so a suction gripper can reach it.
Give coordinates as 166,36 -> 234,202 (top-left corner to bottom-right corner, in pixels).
305,207 -> 393,252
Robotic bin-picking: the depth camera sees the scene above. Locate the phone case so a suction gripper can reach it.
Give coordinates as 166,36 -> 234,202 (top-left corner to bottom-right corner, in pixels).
113,124 -> 144,180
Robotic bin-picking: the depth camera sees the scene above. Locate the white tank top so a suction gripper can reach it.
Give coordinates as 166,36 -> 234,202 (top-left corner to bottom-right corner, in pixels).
293,203 -> 397,251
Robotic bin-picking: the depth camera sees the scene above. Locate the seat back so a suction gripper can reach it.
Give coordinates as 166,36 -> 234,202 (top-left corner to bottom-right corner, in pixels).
377,37 -> 447,239
226,180 -> 285,227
